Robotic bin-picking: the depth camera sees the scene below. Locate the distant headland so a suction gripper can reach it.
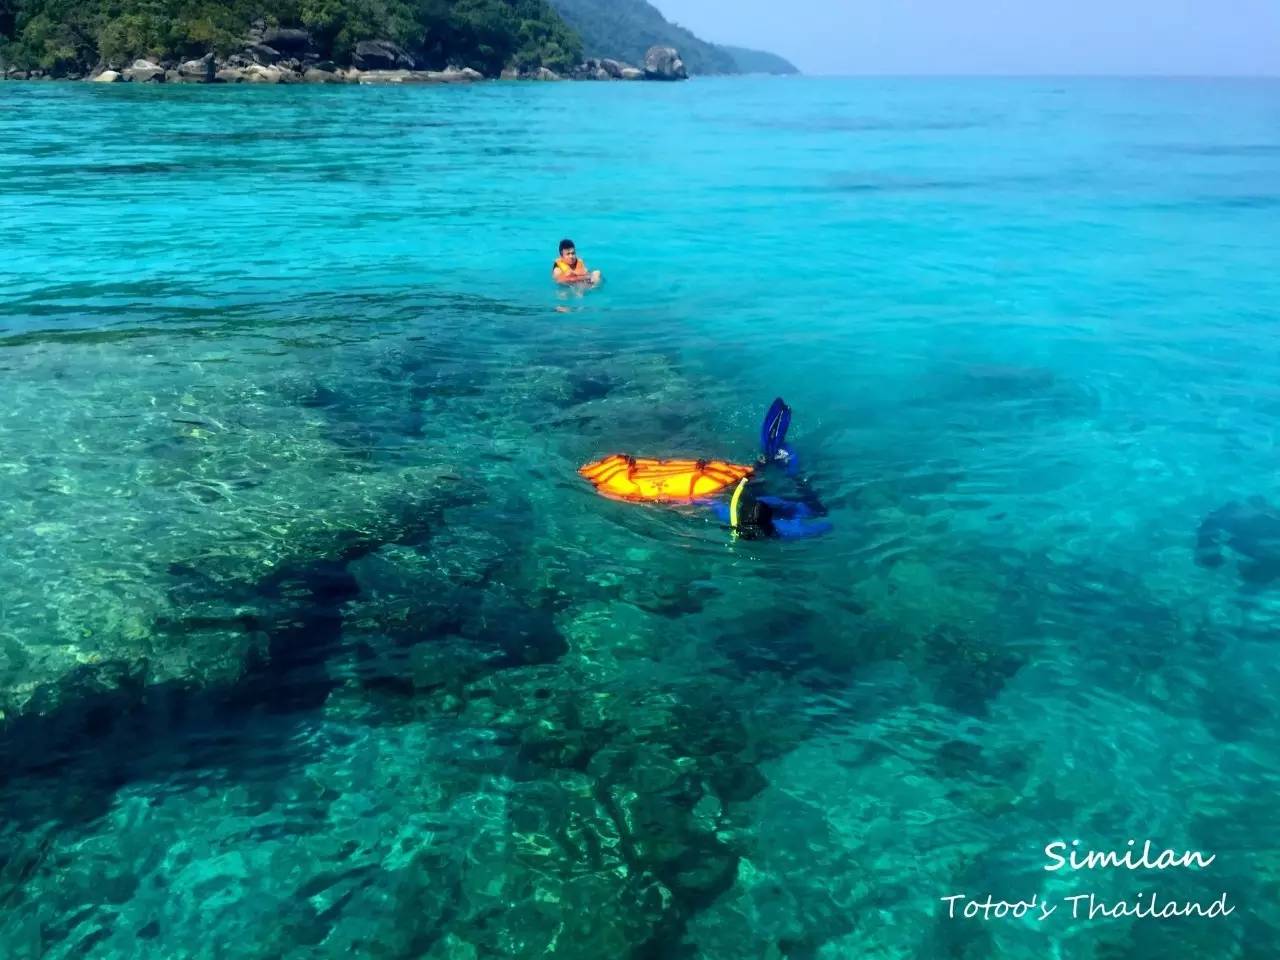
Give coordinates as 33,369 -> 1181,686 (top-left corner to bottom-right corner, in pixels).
548,0 -> 798,76
0,0 -> 798,83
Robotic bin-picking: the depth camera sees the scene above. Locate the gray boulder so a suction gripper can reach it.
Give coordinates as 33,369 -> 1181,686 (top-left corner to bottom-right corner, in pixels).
356,69 -> 414,84
500,66 -> 520,80
243,42 -> 280,66
177,52 -> 215,82
91,70 -> 123,82
243,64 -> 286,83
352,40 -> 415,71
303,68 -> 343,84
532,66 -> 560,81
620,66 -> 644,80
215,67 -> 248,83
124,59 -> 165,83
357,69 -> 468,84
262,27 -> 311,53
432,66 -> 483,83
594,67 -> 611,81
643,45 -> 687,80
600,59 -> 624,79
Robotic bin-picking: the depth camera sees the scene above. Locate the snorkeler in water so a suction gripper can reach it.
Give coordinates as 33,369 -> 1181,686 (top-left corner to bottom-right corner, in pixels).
707,398 -> 833,540
576,396 -> 832,541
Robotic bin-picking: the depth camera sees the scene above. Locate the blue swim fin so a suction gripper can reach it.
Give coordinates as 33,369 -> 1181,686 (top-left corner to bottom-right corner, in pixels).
760,397 -> 792,461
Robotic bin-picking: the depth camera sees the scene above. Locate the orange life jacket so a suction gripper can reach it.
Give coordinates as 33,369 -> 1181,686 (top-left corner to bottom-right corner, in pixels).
579,454 -> 753,503
554,257 -> 586,276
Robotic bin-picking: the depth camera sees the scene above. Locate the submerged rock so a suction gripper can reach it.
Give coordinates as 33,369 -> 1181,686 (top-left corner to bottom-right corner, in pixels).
961,362 -> 1059,397
562,370 -> 618,406
1196,496 -> 1280,583
0,451 -> 471,730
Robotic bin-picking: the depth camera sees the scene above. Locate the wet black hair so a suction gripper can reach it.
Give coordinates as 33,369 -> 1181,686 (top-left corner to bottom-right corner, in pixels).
736,492 -> 778,540
559,238 -> 576,254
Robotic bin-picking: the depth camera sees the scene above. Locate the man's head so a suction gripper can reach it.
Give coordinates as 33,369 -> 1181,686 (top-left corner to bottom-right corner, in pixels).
740,497 -> 777,539
559,238 -> 577,264
731,485 -> 777,540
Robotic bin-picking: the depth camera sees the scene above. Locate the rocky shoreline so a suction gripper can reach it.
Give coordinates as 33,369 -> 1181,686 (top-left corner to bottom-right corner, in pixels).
1,24 -> 689,85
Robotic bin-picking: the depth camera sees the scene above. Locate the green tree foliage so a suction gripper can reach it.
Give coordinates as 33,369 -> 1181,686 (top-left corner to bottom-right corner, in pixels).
294,0 -> 420,63
0,0 -> 580,73
0,0 -> 17,38
5,0 -> 97,71
417,0 -> 577,72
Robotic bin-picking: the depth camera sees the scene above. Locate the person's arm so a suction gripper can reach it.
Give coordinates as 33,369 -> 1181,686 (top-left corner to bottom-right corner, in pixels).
774,517 -> 834,539
707,500 -> 732,523
553,267 -> 592,285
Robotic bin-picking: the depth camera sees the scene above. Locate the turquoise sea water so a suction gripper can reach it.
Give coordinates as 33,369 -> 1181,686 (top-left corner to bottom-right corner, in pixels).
2,75 -> 1280,957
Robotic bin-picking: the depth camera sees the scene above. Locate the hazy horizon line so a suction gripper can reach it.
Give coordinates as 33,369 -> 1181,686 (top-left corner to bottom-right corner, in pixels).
725,70 -> 1280,80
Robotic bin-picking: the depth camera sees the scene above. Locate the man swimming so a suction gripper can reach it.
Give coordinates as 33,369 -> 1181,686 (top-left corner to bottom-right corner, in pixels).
552,238 -> 601,286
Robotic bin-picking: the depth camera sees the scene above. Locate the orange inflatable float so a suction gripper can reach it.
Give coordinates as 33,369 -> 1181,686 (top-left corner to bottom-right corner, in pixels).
578,454 -> 754,503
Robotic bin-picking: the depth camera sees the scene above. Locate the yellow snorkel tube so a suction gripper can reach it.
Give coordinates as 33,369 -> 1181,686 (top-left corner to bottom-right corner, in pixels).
729,477 -> 748,540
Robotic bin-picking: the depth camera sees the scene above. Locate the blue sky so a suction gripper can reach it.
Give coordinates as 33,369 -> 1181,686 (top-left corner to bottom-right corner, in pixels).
651,0 -> 1280,76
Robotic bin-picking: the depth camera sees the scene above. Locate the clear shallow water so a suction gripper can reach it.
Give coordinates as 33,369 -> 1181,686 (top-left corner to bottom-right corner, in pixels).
1,76 -> 1279,958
